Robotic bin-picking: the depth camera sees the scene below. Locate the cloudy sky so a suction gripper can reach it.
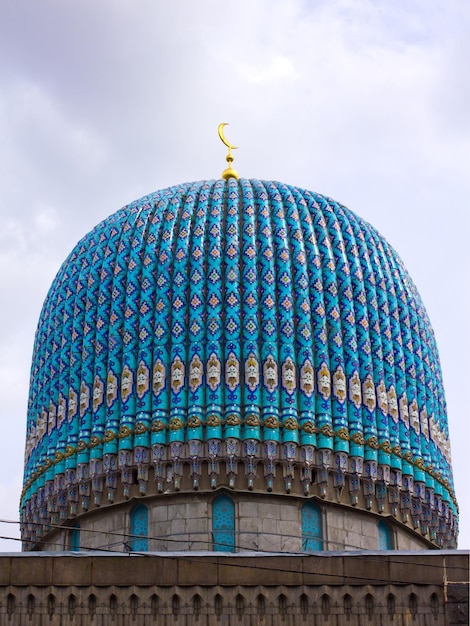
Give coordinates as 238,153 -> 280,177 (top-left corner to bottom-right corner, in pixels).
0,0 -> 468,551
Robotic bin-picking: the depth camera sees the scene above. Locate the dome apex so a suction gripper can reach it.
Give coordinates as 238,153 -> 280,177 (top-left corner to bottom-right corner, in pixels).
218,123 -> 239,180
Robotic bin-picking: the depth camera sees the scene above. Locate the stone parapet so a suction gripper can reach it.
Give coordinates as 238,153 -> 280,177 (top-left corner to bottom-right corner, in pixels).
0,551 -> 467,624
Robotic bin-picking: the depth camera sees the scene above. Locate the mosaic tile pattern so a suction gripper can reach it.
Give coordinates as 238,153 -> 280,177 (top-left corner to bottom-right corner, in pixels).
301,502 -> 323,551
20,178 -> 457,547
130,504 -> 149,552
212,495 -> 235,552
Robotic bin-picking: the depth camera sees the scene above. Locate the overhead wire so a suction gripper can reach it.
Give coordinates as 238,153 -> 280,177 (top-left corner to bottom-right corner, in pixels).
0,518 -> 466,587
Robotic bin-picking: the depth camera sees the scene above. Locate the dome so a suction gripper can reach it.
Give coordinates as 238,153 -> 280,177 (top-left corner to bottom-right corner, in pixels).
21,178 -> 458,549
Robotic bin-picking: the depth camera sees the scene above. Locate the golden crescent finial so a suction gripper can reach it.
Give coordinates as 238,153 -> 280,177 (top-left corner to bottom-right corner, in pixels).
218,123 -> 239,180
218,123 -> 238,151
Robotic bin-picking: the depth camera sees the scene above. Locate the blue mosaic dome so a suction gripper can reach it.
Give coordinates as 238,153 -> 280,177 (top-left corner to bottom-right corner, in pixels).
21,178 -> 457,547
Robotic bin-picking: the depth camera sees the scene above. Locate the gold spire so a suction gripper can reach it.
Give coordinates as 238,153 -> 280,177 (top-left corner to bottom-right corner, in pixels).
218,123 -> 239,180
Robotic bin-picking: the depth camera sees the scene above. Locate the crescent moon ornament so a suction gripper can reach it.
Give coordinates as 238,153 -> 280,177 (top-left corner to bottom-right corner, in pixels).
218,123 -> 239,180
218,123 -> 238,151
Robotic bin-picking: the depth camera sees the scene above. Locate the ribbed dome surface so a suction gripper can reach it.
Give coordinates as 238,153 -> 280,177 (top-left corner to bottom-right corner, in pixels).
21,178 -> 457,546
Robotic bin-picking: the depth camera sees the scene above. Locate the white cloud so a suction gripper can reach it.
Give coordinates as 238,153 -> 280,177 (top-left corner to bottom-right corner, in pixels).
0,477 -> 23,553
237,56 -> 298,84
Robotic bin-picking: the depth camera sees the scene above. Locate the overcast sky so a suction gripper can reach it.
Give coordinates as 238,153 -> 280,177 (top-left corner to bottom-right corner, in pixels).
0,0 -> 468,551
